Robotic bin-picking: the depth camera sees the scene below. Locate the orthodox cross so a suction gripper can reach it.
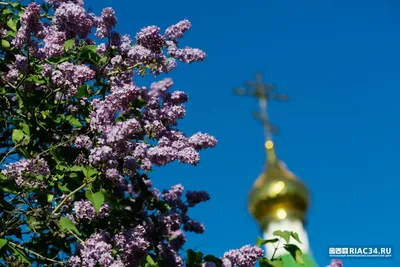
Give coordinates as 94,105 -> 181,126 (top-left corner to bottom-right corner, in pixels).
234,73 -> 288,142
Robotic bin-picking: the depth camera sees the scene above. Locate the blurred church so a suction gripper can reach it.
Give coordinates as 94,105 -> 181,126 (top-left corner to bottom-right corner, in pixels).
236,73 -> 318,267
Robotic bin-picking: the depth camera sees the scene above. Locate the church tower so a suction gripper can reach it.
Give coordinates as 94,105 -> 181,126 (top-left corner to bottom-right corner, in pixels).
236,73 -> 318,267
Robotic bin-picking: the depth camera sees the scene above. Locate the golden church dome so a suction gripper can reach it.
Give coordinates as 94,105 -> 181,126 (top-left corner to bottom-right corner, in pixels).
248,141 -> 310,228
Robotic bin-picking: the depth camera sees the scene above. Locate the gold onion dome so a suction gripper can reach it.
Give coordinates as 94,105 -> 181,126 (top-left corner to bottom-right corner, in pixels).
248,140 -> 310,228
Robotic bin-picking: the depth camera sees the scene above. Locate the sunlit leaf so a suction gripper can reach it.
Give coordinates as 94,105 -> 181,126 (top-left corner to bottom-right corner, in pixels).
59,216 -> 80,235
85,190 -> 104,213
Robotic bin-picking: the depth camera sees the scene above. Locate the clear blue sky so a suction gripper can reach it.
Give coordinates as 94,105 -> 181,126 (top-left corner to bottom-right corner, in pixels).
87,0 -> 400,266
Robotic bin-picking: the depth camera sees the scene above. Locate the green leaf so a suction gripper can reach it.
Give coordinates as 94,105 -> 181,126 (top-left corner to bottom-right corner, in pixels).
21,123 -> 30,136
10,2 -> 21,8
273,230 -> 291,244
41,110 -> 50,119
0,239 -> 8,249
85,190 -> 104,213
2,9 -> 12,15
203,255 -> 221,264
256,236 -> 279,247
64,39 -> 75,51
58,183 -> 71,193
146,255 -> 158,266
291,232 -> 302,244
47,56 -> 70,64
7,30 -> 16,38
84,45 -> 97,53
77,84 -> 89,98
186,249 -> 203,264
12,129 -> 24,143
9,245 -> 30,263
0,180 -> 18,194
47,194 -> 54,203
6,18 -> 17,32
259,258 -> 284,267
59,216 -> 80,235
1,39 -> 10,49
284,244 -> 304,265
69,117 -> 82,127
85,166 -> 98,178
70,165 -> 85,172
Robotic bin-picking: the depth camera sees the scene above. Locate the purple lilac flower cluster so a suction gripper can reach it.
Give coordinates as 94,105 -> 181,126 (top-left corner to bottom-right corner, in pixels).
51,62 -> 95,96
74,135 -> 92,149
87,75 -> 217,189
67,183 -> 211,266
91,7 -> 117,38
222,245 -> 264,267
68,232 -> 124,267
186,191 -> 211,207
2,157 -> 50,188
326,259 -> 343,267
113,225 -> 151,265
72,200 -> 110,220
68,224 -> 151,266
5,55 -> 28,82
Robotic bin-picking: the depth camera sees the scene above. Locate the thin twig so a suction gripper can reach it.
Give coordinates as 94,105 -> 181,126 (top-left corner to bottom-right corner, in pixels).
270,237 -> 281,260
52,180 -> 91,214
67,229 -> 84,244
0,143 -> 20,165
8,241 -> 64,265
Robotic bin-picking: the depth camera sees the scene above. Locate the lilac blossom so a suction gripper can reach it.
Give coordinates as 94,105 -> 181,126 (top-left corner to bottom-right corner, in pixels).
183,219 -> 205,234
189,132 -> 218,150
105,168 -> 127,188
165,20 -> 192,40
178,147 -> 200,165
51,62 -> 95,96
40,63 -> 53,77
175,47 -> 207,64
92,7 -> 117,38
45,0 -> 84,8
158,212 -> 182,235
186,190 -> 210,207
90,84 -> 140,131
67,232 -> 123,267
102,119 -> 141,145
14,55 -> 28,73
162,184 -> 185,205
72,200 -> 110,220
101,8 -> 117,29
114,225 -> 151,265
52,2 -> 92,38
127,45 -> 152,65
158,244 -> 184,267
89,146 -> 114,166
75,135 -> 92,149
149,78 -> 174,98
222,245 -> 264,267
42,28 -> 66,58
2,157 -> 50,188
97,43 -> 108,54
13,3 -> 44,47
5,68 -> 19,82
136,26 -> 165,52
327,260 -> 343,267
169,230 -> 186,251
167,91 -> 189,104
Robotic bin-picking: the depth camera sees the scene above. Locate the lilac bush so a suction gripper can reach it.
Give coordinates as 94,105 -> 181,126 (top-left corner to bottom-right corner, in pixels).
0,1 -> 342,266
